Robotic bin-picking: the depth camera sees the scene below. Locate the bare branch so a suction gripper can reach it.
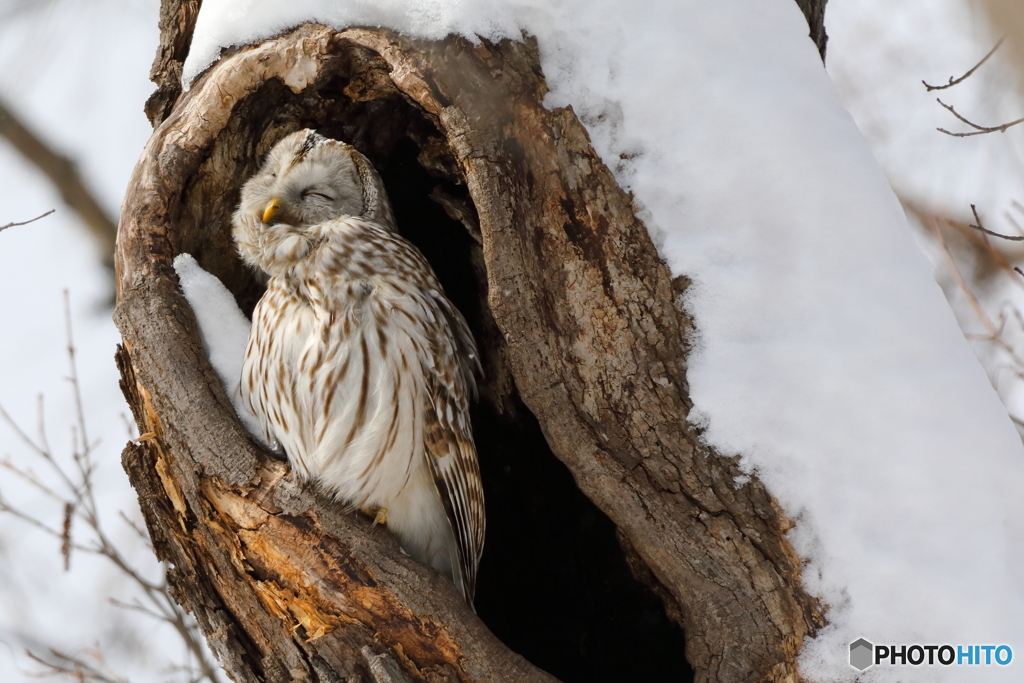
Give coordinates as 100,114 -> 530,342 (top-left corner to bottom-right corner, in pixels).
36,394 -> 52,460
968,203 -> 1024,241
118,510 -> 153,548
0,209 -> 54,233
64,291 -> 94,472
0,300 -> 225,683
936,98 -> 1024,137
1005,210 -> 1024,235
0,401 -> 50,457
24,648 -> 129,683
0,496 -> 75,544
919,211 -> 998,336
0,97 -> 116,268
0,460 -> 70,507
109,596 -> 169,623
924,37 -> 1005,91
61,502 -> 74,571
905,201 -> 1024,427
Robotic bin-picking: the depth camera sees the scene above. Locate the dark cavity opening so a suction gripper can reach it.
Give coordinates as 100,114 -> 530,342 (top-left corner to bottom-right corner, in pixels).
369,109 -> 692,683
203,46 -> 692,683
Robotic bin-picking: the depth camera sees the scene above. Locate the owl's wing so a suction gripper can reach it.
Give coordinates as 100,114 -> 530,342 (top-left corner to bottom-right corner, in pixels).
434,295 -> 483,400
420,296 -> 485,602
422,379 -> 484,602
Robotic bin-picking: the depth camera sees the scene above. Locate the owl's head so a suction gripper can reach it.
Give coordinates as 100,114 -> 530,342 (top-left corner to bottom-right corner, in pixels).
232,130 -> 396,272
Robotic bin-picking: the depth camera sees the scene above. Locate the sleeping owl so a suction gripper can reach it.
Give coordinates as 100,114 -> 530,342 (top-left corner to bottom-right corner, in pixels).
231,129 -> 485,602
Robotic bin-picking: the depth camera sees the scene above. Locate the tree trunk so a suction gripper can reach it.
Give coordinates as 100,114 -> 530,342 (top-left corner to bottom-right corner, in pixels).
116,6 -> 828,683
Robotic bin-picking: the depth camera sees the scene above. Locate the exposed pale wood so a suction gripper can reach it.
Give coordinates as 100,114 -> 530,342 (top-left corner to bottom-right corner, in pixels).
117,10 -> 828,683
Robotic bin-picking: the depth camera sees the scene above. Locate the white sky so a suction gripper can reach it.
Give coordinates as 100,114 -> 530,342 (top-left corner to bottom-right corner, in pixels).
1,0 -> 1023,682
0,1 -> 192,680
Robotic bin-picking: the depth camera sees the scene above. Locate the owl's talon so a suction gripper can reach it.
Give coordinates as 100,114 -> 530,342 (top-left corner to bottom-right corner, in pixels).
358,506 -> 388,533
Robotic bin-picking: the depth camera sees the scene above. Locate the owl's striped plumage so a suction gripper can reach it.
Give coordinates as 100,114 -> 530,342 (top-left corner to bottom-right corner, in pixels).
232,129 -> 484,601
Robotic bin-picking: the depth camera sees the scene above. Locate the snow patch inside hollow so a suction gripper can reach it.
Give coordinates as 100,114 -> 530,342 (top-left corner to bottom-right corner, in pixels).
173,253 -> 266,444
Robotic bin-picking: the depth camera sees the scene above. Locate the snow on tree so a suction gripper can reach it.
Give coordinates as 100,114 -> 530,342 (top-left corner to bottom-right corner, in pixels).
113,1 -> 1024,682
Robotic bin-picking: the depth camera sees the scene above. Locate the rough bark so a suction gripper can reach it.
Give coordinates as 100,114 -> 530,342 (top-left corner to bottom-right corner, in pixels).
116,12 -> 828,683
796,0 -> 829,60
144,0 -> 201,126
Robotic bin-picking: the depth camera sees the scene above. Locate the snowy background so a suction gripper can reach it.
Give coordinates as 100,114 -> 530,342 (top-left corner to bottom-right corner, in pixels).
1,0 -> 1023,682
0,0 -> 185,680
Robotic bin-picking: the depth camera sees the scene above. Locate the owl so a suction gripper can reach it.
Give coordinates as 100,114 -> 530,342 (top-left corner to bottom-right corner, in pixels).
231,129 -> 485,602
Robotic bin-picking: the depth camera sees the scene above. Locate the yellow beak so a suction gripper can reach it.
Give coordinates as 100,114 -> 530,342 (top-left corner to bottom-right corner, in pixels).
262,198 -> 281,224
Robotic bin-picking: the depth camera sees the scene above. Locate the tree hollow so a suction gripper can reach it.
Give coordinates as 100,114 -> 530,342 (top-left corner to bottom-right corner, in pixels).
117,22 -> 825,683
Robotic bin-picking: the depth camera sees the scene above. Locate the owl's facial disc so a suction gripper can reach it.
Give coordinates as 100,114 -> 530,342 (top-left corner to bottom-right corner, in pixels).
259,153 -> 364,227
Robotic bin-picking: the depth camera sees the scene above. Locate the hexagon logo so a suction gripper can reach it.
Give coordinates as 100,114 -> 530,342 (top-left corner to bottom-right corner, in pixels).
850,638 -> 874,671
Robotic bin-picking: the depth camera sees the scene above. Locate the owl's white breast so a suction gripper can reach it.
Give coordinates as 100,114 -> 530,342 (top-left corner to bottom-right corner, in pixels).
250,278 -> 410,481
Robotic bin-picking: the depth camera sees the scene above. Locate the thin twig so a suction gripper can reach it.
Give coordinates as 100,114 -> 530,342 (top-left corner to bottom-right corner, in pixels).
0,499 -> 88,549
36,394 -> 52,460
923,38 -> 1005,91
61,501 -> 73,571
119,413 -> 138,441
908,203 -> 1024,428
968,203 -> 1024,241
0,458 -> 71,505
1006,211 -> 1024,236
0,300 -> 224,683
936,99 -> 1024,137
920,212 -> 998,337
0,96 -> 116,268
119,510 -> 153,548
0,209 -> 54,233
0,401 -> 50,458
24,648 -> 129,683
109,597 -> 169,623
65,290 -> 88,448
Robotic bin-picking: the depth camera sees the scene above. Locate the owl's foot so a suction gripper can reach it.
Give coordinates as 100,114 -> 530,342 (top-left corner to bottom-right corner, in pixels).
360,506 -> 389,529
